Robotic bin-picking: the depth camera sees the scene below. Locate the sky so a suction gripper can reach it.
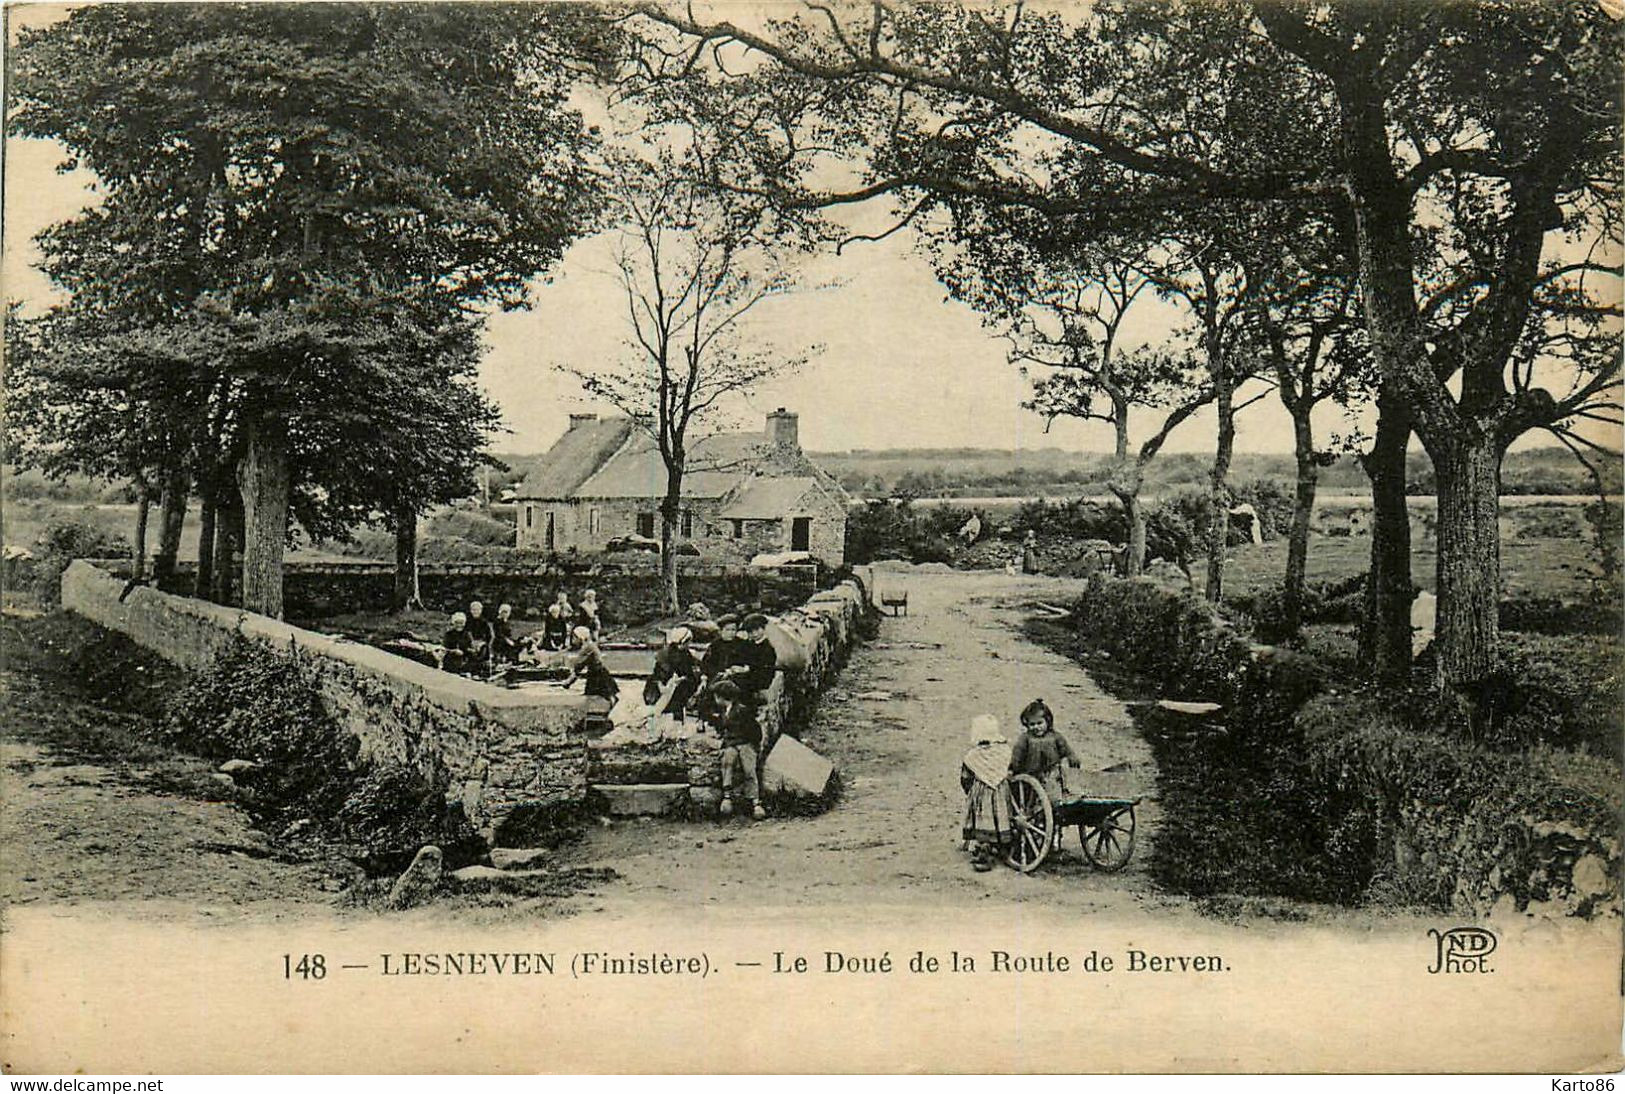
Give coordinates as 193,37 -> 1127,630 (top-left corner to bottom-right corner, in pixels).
2,127 -> 1364,459
4,3 -> 1615,461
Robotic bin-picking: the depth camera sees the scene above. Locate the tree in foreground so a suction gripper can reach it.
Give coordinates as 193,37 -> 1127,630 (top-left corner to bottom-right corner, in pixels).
932,224 -> 1211,575
560,148 -> 817,613
625,0 -> 1622,692
11,4 -> 598,616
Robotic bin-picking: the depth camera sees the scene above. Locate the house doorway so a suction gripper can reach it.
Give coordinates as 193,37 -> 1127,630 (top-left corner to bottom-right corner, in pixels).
637,512 -> 656,538
791,517 -> 811,552
545,512 -> 556,552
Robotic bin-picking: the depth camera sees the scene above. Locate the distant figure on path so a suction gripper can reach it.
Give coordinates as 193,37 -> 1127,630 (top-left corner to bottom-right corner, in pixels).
1022,531 -> 1040,575
958,513 -> 982,545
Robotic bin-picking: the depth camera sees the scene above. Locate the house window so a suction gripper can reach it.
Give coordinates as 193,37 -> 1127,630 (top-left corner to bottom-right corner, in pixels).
589,508 -> 601,536
731,519 -> 744,539
681,510 -> 694,538
637,512 -> 656,538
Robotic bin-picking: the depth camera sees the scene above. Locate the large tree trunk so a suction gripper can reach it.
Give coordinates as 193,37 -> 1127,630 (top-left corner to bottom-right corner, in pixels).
210,495 -> 243,606
153,468 -> 189,590
1205,363 -> 1235,604
660,467 -> 682,615
392,506 -> 420,613
1281,408 -> 1318,638
238,414 -> 290,619
194,385 -> 231,599
1358,387 -> 1414,685
194,487 -> 217,599
1432,436 -> 1503,690
131,486 -> 152,581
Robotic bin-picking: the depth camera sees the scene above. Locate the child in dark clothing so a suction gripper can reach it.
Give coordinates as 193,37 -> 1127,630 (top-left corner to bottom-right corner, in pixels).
713,686 -> 765,820
1008,698 -> 1080,802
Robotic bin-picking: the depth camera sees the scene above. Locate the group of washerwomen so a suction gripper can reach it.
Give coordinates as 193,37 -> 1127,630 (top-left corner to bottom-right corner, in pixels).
643,610 -> 779,821
438,589 -> 606,676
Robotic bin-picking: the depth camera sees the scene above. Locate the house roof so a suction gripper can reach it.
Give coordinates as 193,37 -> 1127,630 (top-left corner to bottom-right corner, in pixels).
718,477 -> 822,519
513,418 -> 634,499
572,431 -> 769,500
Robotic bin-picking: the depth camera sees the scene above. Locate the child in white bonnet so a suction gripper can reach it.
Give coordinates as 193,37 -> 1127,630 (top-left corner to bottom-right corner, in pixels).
959,714 -> 1013,872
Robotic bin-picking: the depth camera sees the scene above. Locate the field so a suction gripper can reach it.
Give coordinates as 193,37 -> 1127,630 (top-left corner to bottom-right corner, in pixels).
815,445 -> 1622,500
1212,507 -> 1607,603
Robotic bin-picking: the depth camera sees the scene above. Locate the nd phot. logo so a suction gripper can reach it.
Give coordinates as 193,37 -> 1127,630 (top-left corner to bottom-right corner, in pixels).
1427,926 -> 1497,974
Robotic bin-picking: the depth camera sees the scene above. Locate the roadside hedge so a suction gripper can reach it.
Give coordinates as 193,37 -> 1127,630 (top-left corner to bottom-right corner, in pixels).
1066,575 -> 1623,918
1302,693 -> 1621,917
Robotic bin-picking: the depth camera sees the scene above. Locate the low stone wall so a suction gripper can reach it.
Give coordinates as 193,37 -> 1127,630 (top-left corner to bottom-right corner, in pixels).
61,561 -> 591,834
124,557 -> 822,627
63,559 -> 877,830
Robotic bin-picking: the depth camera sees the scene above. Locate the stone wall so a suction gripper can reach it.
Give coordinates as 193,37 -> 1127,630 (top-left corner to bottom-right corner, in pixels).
61,561 -> 591,834
64,558 -> 877,830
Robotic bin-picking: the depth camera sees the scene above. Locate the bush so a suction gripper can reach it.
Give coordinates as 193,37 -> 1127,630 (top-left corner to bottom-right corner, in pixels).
426,508 -> 516,548
1007,497 -> 1122,542
1583,498 -> 1622,587
29,514 -> 131,604
334,764 -> 483,875
1304,693 -> 1621,917
165,639 -> 481,872
1072,575 -> 1253,701
165,640 -> 360,827
1498,594 -> 1621,636
1056,575 -> 1621,917
843,498 -> 958,565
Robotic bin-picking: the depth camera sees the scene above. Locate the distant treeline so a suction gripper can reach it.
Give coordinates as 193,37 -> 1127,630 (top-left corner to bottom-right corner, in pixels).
809,446 -> 1622,499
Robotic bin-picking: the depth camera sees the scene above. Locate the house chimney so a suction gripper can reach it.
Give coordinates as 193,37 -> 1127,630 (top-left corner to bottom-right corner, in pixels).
568,413 -> 597,431
767,407 -> 799,452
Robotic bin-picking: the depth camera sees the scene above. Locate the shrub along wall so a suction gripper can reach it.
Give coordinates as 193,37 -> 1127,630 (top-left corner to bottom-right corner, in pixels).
1301,694 -> 1620,919
61,561 -> 592,836
1068,573 -> 1621,920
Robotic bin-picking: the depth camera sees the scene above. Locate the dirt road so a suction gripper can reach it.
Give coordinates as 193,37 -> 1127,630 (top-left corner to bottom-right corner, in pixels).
563,570 -> 1169,916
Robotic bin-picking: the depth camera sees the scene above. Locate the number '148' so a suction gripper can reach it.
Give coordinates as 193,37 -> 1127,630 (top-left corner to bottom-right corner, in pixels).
284,954 -> 326,980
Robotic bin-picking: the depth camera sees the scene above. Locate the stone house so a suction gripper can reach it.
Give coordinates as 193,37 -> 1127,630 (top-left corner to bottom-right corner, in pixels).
514,409 -> 849,565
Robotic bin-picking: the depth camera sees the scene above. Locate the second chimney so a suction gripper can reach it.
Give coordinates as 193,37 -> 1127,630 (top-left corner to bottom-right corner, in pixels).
767,408 -> 799,452
568,413 -> 598,431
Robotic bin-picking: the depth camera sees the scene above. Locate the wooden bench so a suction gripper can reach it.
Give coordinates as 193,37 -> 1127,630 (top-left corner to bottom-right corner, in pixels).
880,589 -> 909,617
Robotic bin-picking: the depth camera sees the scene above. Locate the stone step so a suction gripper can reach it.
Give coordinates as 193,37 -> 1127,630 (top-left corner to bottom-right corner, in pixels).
591,783 -> 690,817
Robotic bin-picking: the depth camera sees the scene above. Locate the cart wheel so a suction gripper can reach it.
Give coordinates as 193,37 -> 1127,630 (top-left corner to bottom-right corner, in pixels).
1079,804 -> 1136,872
1005,774 -> 1054,873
